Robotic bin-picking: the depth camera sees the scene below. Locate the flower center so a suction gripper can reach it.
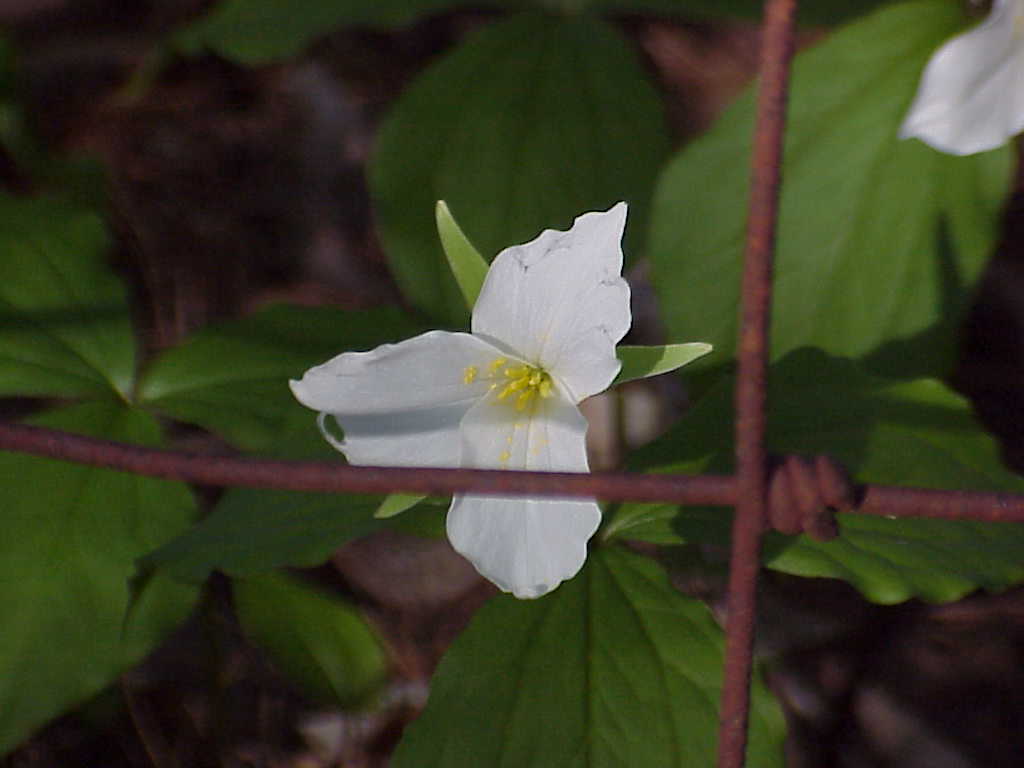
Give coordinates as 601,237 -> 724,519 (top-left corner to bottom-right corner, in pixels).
464,357 -> 554,412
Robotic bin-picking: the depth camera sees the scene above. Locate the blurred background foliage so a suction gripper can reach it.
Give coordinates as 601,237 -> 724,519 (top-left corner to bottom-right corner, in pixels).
3,0 -> 1024,766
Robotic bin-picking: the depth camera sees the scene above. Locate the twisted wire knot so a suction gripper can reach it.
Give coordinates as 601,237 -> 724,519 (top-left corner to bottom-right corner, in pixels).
767,455 -> 853,541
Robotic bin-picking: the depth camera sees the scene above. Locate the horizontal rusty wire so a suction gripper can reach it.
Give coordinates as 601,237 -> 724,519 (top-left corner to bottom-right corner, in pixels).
0,420 -> 734,504
2,420 -> 1024,523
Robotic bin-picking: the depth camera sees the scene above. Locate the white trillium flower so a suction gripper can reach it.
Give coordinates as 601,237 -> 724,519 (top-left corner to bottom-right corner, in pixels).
290,204 -> 631,599
900,0 -> 1024,155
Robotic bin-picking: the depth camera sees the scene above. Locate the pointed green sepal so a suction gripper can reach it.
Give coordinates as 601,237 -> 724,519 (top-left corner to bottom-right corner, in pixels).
436,200 -> 489,311
613,343 -> 712,386
375,492 -> 428,519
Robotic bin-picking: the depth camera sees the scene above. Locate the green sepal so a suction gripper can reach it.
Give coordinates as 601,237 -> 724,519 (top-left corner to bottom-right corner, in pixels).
613,342 -> 713,386
436,200 -> 489,311
375,492 -> 428,519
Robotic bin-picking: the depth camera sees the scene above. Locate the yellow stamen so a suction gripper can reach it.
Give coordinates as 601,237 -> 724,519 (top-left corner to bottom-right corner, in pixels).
471,356 -> 555,415
497,375 -> 529,400
515,390 -> 535,411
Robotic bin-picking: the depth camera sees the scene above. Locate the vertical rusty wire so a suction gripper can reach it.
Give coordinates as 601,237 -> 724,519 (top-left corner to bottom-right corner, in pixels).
717,1 -> 797,767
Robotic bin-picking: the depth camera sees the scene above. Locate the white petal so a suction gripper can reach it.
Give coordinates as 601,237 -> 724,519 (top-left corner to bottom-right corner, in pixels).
446,496 -> 601,598
290,330 -> 499,413
900,0 -> 1024,155
289,330 -> 503,467
458,382 -> 591,471
446,391 -> 600,597
318,405 -> 463,467
471,203 -> 631,402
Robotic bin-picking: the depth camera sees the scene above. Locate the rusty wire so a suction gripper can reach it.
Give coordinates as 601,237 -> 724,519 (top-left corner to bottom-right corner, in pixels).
4,421 -> 1024,524
717,0 -> 797,764
0,420 -> 735,503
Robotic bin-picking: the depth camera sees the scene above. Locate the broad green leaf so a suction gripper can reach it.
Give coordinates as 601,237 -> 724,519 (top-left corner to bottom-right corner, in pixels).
0,402 -> 198,753
371,12 -> 669,326
610,348 -> 1024,604
139,304 -> 423,451
234,572 -> 386,707
613,343 -> 713,386
0,195 -> 134,399
172,0 -> 483,63
436,200 -> 488,311
650,0 -> 1010,380
142,408 -> 447,582
393,546 -> 785,767
145,485 -> 445,583
146,487 -> 384,583
141,410 -> 381,582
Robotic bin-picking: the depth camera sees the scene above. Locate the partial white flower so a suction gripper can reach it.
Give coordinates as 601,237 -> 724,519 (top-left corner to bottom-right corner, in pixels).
900,0 -> 1024,156
290,204 -> 630,599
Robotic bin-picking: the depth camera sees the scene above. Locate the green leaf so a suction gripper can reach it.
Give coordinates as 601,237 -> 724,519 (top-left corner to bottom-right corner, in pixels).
0,195 -> 134,399
142,403 -> 449,582
371,12 -> 670,326
649,0 -> 1009,380
611,348 -> 1024,604
613,343 -> 713,386
146,488 -> 384,583
139,304 -> 423,451
146,482 -> 446,583
0,402 -> 198,753
141,410 -> 383,582
393,546 -> 784,767
234,572 -> 387,707
172,0 -> 485,64
436,200 -> 488,311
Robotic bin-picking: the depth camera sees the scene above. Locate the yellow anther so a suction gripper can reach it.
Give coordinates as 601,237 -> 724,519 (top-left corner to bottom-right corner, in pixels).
497,376 -> 529,400
483,358 -> 554,414
499,450 -> 511,463
515,390 -> 536,411
504,365 -> 529,378
463,365 -> 478,384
